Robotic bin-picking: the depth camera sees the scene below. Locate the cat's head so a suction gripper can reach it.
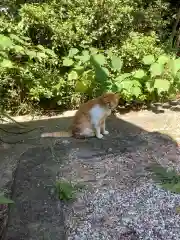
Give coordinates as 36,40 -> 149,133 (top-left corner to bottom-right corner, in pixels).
101,92 -> 120,110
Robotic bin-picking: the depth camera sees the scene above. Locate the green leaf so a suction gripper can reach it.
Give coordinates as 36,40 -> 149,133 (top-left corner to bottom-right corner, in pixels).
150,63 -> 164,77
73,65 -> 84,74
132,79 -> 141,87
91,54 -> 106,66
134,69 -> 145,79
55,181 -> 76,201
170,59 -> 180,76
89,47 -> 98,54
36,45 -> 45,51
45,48 -> 56,57
95,66 -> 109,82
157,55 -> 169,65
116,79 -> 141,96
68,71 -> 78,80
146,81 -> 153,92
9,34 -> 25,44
63,57 -> 74,67
148,163 -> 180,193
83,70 -> 94,81
25,50 -> 37,59
68,48 -> 79,57
36,52 -> 47,60
106,49 -> 114,58
131,86 -> 142,97
154,79 -> 170,93
75,81 -> 88,92
0,51 -> 8,58
82,50 -> 89,56
120,80 -> 133,90
14,45 -> 24,53
170,183 -> 180,193
115,73 -> 131,83
0,59 -> 14,68
142,55 -> 155,65
111,56 -> 123,71
0,195 -> 14,204
0,34 -> 13,49
75,53 -> 90,63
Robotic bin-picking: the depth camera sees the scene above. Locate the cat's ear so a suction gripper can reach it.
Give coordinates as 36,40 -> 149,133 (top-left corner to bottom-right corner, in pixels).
101,93 -> 109,102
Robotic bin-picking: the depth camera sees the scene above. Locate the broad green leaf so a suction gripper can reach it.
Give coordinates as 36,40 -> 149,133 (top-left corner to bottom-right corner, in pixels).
0,51 -> 8,58
95,66 -> 109,82
68,48 -> 79,57
45,48 -> 56,57
134,69 -> 145,79
157,55 -> 169,65
82,50 -> 89,56
9,34 -> 25,44
26,50 -> 37,59
84,70 -> 94,82
132,79 -> 141,87
91,54 -> 106,66
63,57 -> 74,66
89,47 -> 98,54
150,63 -> 164,77
146,81 -> 153,92
36,45 -> 56,57
142,55 -> 155,65
106,49 -> 114,58
14,45 -> 24,53
68,71 -> 78,80
36,45 -> 45,51
75,81 -> 88,92
0,59 -> 14,68
169,59 -> 180,76
116,79 -> 141,96
0,34 -> 13,49
131,86 -> 142,97
121,80 -> 133,90
111,56 -> 123,71
73,65 -> 84,74
0,195 -> 14,204
36,52 -> 47,59
154,79 -> 170,93
21,36 -> 30,41
115,82 -> 123,91
171,183 -> 180,193
115,73 -> 131,83
75,54 -> 90,63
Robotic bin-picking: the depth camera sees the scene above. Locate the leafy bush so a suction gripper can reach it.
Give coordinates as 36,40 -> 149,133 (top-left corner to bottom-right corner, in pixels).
61,47 -> 180,102
0,0 -> 178,113
120,32 -> 164,68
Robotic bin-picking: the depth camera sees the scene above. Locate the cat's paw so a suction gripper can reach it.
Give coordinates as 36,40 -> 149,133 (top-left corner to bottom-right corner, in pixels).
96,134 -> 103,139
103,130 -> 109,135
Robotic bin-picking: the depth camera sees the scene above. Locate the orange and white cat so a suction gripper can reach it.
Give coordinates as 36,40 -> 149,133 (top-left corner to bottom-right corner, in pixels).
41,92 -> 119,139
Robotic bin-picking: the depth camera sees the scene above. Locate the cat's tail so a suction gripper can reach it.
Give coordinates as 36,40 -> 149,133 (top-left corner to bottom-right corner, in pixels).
41,130 -> 72,138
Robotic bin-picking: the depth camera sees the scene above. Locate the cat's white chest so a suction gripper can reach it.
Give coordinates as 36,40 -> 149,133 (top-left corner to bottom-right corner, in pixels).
89,104 -> 111,125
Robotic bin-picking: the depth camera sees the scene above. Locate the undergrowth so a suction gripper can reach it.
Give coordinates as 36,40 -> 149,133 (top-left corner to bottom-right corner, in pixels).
148,163 -> 180,194
55,180 -> 86,202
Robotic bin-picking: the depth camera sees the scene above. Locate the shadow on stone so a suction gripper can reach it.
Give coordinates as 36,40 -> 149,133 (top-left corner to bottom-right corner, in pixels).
0,112 -> 179,239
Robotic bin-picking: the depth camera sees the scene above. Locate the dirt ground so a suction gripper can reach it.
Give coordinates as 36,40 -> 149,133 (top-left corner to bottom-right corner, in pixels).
1,109 -> 180,240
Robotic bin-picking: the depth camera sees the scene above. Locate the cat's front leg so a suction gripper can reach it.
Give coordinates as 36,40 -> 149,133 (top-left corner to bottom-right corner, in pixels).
94,125 -> 103,139
101,120 -> 109,135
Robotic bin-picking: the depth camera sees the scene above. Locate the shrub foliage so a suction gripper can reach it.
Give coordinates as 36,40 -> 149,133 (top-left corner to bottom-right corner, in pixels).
0,0 -> 180,113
